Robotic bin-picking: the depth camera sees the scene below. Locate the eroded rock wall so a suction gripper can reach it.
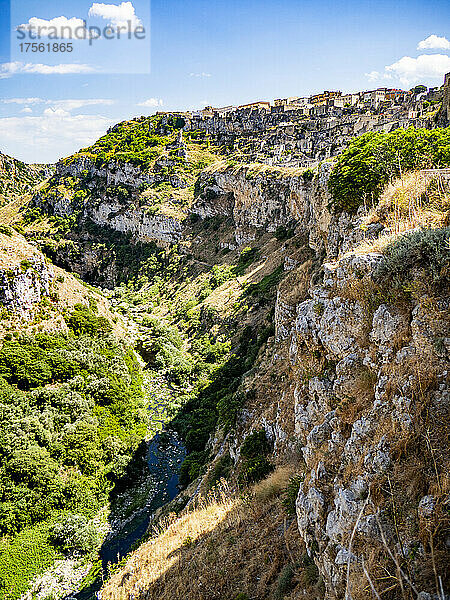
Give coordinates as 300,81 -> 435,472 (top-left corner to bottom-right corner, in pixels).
194,168 -> 448,597
0,255 -> 54,320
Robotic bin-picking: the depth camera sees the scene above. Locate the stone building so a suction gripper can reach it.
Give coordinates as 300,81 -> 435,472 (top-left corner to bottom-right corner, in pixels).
310,90 -> 342,106
238,101 -> 271,110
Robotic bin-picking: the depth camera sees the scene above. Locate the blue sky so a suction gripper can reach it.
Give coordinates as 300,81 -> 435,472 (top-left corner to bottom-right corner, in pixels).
0,0 -> 449,163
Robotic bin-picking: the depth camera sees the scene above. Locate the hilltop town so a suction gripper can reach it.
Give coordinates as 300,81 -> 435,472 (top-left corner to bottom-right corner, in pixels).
169,80 -> 443,120
150,75 -> 449,168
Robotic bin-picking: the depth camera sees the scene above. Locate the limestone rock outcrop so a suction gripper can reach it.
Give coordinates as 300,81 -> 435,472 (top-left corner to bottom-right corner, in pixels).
0,254 -> 54,320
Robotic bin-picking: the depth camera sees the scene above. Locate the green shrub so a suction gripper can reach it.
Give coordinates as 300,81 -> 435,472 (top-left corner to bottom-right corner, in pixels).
138,317 -> 193,384
282,475 -> 303,515
209,264 -> 236,288
274,564 -> 295,599
20,259 -> 33,272
302,168 -> 315,181
173,326 -> 273,487
0,337 -> 76,389
239,429 -> 273,484
301,553 -> 319,585
240,429 -> 271,458
239,456 -> 274,484
274,226 -> 295,241
207,453 -> 233,488
51,513 -> 101,554
375,227 -> 450,291
235,247 -> 259,275
245,266 -> 284,299
65,304 -> 112,336
217,392 -> 245,431
328,126 -> 450,213
178,451 -> 208,486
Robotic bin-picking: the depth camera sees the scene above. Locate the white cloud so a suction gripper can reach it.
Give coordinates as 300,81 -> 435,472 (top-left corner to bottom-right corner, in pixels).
365,54 -> 450,87
137,98 -> 163,108
43,107 -> 71,117
1,97 -> 114,112
88,1 -> 142,29
1,97 -> 43,104
50,99 -> 114,111
0,61 -> 94,75
365,70 -> 392,82
0,112 -> 114,163
20,107 -> 33,114
417,34 -> 450,50
385,54 -> 450,86
190,72 -> 211,78
17,16 -> 88,39
25,63 -> 95,75
0,62 -> 22,78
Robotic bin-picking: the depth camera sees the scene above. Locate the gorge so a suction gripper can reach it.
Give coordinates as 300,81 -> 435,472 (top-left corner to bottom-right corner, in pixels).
0,73 -> 449,600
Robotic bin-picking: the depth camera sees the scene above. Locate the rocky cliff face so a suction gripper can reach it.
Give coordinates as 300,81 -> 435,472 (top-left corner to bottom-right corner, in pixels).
193,163 -> 332,247
185,166 -> 449,598
0,254 -> 54,320
193,162 -> 383,256
284,251 -> 448,597
34,155 -> 186,246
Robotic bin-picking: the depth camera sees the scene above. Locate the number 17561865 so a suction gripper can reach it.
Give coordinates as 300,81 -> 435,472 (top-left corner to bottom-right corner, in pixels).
19,43 -> 73,52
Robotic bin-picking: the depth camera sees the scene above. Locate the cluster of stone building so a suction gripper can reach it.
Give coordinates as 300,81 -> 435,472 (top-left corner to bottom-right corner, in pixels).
157,82 -> 442,122
152,73 -> 449,170
198,86 -> 426,118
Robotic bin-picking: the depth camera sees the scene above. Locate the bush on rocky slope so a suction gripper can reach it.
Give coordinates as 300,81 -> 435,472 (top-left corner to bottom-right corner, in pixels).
0,152 -> 51,207
67,117 -> 171,170
374,226 -> 450,290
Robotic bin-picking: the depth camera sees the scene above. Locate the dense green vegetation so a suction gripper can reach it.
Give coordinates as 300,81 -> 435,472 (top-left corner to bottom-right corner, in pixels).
329,126 -> 450,212
0,307 -> 148,544
65,117 -> 174,169
61,114 -> 210,175
0,521 -> 60,598
174,323 -> 274,486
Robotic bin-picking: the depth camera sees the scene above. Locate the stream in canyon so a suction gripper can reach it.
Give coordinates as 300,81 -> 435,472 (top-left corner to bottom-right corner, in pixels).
74,427 -> 185,599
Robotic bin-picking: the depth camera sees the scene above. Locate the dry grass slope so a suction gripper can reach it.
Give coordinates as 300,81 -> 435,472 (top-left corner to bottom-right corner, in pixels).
101,471 -> 324,600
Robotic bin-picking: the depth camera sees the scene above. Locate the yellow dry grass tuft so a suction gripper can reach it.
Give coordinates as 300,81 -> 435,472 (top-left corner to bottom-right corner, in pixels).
337,170 -> 450,262
204,159 -> 315,179
252,465 -> 295,502
364,171 -> 450,233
